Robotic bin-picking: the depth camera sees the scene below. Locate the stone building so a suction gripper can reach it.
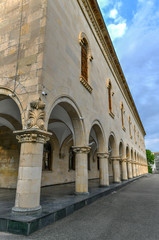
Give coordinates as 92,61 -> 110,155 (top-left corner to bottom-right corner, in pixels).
0,0 -> 148,215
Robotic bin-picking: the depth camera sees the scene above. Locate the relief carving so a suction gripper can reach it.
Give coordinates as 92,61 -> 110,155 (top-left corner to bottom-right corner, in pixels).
27,98 -> 46,130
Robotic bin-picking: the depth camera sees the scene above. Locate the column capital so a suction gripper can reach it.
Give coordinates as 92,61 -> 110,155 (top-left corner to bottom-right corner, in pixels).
111,156 -> 121,161
97,152 -> 109,158
121,158 -> 127,163
72,146 -> 91,154
14,129 -> 52,144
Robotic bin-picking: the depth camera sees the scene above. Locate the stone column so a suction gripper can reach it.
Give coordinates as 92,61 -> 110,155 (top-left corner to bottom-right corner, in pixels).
73,146 -> 90,194
121,158 -> 128,180
111,157 -> 121,183
97,152 -> 109,187
12,129 -> 51,214
133,161 -> 137,177
127,160 -> 133,179
136,162 -> 139,176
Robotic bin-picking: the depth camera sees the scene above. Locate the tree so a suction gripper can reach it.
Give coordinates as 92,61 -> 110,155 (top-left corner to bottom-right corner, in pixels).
146,149 -> 155,173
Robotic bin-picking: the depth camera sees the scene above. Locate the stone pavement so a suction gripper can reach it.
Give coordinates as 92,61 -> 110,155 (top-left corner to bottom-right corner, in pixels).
1,174 -> 158,239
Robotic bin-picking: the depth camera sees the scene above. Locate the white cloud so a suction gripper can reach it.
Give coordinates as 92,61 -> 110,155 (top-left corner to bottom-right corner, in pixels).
109,9 -> 118,19
97,0 -> 111,8
108,22 -> 127,41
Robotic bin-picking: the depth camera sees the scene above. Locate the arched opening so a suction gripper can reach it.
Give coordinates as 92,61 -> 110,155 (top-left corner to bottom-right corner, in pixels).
126,145 -> 130,177
119,141 -> 124,180
0,94 -> 22,188
108,134 -> 117,183
43,99 -> 84,186
88,122 -> 105,186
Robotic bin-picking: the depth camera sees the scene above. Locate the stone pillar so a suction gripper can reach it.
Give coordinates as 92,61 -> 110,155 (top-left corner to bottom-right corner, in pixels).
12,129 -> 51,214
133,161 -> 136,177
97,152 -> 109,187
136,162 -> 139,176
127,160 -> 133,179
112,157 -> 121,183
73,146 -> 90,194
121,158 -> 128,180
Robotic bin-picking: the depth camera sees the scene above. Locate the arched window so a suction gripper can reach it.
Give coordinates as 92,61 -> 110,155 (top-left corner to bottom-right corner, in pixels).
128,116 -> 132,139
69,147 -> 75,170
107,79 -> 114,118
120,102 -> 125,130
43,142 -> 52,171
79,32 -> 93,93
81,38 -> 88,82
134,125 -> 137,144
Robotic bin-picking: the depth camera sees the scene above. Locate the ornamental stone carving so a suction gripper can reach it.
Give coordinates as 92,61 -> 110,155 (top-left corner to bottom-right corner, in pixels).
97,152 -> 109,159
14,129 -> 52,144
27,98 -> 46,130
72,146 -> 91,154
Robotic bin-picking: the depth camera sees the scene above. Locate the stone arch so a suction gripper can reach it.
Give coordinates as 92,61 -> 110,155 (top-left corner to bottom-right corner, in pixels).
87,120 -> 106,180
126,145 -> 130,159
0,92 -> 22,188
131,148 -> 134,160
108,132 -> 117,156
88,120 -> 106,152
46,96 -> 86,146
119,139 -> 124,158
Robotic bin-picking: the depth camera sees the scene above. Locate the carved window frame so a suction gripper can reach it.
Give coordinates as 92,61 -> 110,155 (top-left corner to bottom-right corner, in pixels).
128,116 -> 132,139
107,79 -> 114,118
120,102 -> 125,131
79,32 -> 93,93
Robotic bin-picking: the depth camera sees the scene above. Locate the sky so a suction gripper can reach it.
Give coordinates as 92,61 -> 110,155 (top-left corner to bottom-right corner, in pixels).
97,0 -> 159,152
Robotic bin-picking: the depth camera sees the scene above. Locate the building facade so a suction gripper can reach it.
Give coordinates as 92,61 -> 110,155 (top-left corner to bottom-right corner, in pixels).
0,0 -> 148,214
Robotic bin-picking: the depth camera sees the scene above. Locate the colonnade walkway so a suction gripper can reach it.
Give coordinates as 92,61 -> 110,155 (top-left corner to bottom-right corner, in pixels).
0,176 -> 144,236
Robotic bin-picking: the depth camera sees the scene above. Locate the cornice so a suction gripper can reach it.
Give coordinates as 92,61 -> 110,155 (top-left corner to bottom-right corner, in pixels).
77,0 -> 146,136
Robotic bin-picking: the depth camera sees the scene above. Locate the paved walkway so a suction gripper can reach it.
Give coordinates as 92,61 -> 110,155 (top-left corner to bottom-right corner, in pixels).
0,174 -> 158,240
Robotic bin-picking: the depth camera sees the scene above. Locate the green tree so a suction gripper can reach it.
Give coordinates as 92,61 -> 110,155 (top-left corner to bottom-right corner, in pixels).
146,149 -> 155,173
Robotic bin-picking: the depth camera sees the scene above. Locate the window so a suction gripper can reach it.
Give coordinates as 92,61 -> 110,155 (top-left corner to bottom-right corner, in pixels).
128,116 -> 132,139
120,102 -> 125,130
79,32 -> 93,93
81,38 -> 88,82
69,147 -> 75,170
134,125 -> 137,144
107,79 -> 114,118
43,142 -> 52,171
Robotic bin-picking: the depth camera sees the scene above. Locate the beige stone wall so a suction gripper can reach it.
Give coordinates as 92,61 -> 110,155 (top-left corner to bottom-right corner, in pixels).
40,0 -> 146,186
0,0 -> 47,116
0,127 -> 20,188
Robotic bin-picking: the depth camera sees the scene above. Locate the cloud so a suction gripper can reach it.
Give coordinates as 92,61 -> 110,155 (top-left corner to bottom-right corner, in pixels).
97,0 -> 111,8
109,9 -> 118,19
108,23 -> 127,41
97,0 -> 159,152
114,0 -> 159,151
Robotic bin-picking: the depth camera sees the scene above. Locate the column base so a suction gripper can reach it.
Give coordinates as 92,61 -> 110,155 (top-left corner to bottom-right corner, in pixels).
12,206 -> 42,215
74,192 -> 89,195
122,178 -> 128,181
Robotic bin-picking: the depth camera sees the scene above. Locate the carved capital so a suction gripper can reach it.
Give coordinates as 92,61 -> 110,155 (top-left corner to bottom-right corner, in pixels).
14,129 -> 52,144
111,156 -> 121,161
72,146 -> 91,154
97,152 -> 109,159
27,98 -> 46,130
121,158 -> 127,163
